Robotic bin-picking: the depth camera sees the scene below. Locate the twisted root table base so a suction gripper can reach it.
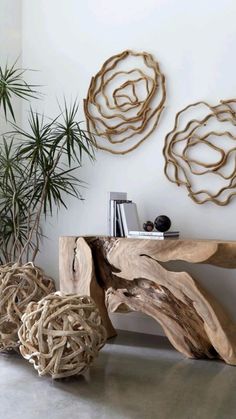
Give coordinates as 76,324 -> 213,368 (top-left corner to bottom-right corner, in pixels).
59,237 -> 236,365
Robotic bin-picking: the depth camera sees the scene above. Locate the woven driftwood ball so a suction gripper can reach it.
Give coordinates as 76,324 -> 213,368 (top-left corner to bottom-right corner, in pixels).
18,293 -> 107,379
0,263 -> 55,352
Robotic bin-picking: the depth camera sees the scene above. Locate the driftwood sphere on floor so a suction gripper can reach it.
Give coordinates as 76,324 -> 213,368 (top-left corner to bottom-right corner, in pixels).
0,263 -> 55,352
18,293 -> 107,379
59,236 -> 236,366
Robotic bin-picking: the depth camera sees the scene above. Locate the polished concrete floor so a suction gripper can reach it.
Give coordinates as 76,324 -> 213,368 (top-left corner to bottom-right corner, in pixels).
0,330 -> 236,419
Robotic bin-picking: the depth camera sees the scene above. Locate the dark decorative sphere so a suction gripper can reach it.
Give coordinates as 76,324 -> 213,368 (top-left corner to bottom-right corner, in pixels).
143,221 -> 154,232
154,215 -> 171,232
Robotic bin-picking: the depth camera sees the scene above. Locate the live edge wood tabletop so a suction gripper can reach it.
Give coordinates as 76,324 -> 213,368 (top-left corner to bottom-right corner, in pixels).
59,236 -> 236,366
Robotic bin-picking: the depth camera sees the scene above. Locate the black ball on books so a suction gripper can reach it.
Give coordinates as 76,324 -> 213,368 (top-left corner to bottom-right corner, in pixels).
143,221 -> 154,232
154,215 -> 171,232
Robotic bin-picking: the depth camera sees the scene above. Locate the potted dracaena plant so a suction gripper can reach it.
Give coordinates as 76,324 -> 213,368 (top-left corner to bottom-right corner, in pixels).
0,60 -> 96,352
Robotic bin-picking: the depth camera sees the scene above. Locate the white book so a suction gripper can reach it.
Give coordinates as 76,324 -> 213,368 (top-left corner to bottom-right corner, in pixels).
127,235 -> 179,240
127,235 -> 165,240
108,192 -> 127,236
128,230 -> 179,237
109,200 -> 115,236
129,230 -> 164,237
119,202 -> 140,236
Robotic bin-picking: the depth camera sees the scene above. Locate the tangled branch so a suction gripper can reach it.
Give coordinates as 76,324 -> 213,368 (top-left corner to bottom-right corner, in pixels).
84,50 -> 166,155
163,99 -> 236,205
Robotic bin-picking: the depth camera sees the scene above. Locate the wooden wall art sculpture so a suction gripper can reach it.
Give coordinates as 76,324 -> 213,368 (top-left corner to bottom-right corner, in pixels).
163,99 -> 236,205
84,50 -> 166,155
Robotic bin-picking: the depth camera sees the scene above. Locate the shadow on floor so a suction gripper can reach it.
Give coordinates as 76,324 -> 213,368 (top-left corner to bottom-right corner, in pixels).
1,331 -> 236,419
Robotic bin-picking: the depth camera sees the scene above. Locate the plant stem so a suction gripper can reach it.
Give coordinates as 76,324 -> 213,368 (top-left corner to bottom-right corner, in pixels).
18,135 -> 68,263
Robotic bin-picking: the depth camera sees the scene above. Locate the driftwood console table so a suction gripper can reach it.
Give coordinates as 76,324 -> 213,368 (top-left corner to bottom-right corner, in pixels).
59,236 -> 236,365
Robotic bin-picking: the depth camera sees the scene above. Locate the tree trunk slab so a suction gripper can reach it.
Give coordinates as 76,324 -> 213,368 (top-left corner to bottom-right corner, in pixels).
59,236 -> 236,365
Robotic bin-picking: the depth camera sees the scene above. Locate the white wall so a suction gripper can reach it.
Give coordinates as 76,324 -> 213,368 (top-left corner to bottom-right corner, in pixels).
1,0 -> 21,66
21,0 -> 236,335
1,0 -> 22,130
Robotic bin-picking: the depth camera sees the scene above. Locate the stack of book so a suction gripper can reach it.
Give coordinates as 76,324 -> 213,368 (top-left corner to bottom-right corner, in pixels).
127,230 -> 179,240
108,192 -> 139,237
108,192 -> 179,239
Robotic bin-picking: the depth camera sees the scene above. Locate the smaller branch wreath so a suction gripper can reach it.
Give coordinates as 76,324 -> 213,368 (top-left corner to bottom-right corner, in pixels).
163,99 -> 236,205
84,50 -> 166,155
